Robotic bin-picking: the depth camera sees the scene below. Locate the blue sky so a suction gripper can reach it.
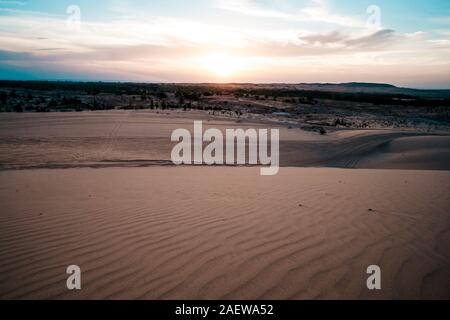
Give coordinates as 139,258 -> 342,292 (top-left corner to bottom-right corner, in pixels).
0,0 -> 449,88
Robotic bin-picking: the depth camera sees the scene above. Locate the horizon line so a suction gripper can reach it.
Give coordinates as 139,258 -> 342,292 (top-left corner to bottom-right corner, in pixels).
1,79 -> 450,91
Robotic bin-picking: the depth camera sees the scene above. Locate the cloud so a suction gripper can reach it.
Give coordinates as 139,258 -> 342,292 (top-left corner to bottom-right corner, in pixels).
215,0 -> 365,28
297,29 -> 396,51
435,29 -> 450,37
301,0 -> 365,28
215,0 -> 293,19
346,29 -> 396,48
0,2 -> 449,85
0,8 -> 443,63
298,31 -> 347,45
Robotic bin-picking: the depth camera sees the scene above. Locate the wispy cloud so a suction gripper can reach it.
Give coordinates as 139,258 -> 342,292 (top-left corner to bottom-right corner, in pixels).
215,0 -> 365,28
297,29 -> 398,48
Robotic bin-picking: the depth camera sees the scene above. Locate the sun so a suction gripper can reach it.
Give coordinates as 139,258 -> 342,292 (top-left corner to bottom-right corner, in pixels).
202,53 -> 246,78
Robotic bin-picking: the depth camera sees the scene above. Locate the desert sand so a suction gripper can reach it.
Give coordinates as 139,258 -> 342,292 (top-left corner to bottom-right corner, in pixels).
0,111 -> 449,300
0,111 -> 449,170
0,167 -> 449,299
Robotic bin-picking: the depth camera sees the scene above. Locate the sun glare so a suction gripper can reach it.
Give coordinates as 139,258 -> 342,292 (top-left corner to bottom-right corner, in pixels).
202,53 -> 247,78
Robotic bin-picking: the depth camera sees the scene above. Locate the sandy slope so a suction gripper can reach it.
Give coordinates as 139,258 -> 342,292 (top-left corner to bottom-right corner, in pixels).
1,167 -> 449,300
0,112 -> 449,300
1,111 -> 449,170
356,136 -> 450,170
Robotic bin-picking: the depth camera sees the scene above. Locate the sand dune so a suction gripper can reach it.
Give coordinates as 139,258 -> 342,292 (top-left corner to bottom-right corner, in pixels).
1,111 -> 449,171
1,112 -> 449,300
0,167 -> 449,299
356,136 -> 450,170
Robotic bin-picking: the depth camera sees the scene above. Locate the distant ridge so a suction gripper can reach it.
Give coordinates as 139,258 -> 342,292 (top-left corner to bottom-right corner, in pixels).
339,82 -> 397,88
1,80 -> 449,99
297,82 -> 397,88
293,82 -> 450,98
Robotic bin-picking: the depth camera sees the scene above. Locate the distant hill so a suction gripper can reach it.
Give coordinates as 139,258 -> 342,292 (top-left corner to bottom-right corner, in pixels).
340,82 -> 397,88
1,80 -> 450,99
291,82 -> 450,99
305,82 -> 396,88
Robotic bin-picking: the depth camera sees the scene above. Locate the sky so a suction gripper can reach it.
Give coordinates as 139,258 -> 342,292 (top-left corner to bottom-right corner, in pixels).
0,0 -> 449,88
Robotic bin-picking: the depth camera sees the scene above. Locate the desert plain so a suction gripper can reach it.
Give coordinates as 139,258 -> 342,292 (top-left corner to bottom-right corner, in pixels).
0,106 -> 449,299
